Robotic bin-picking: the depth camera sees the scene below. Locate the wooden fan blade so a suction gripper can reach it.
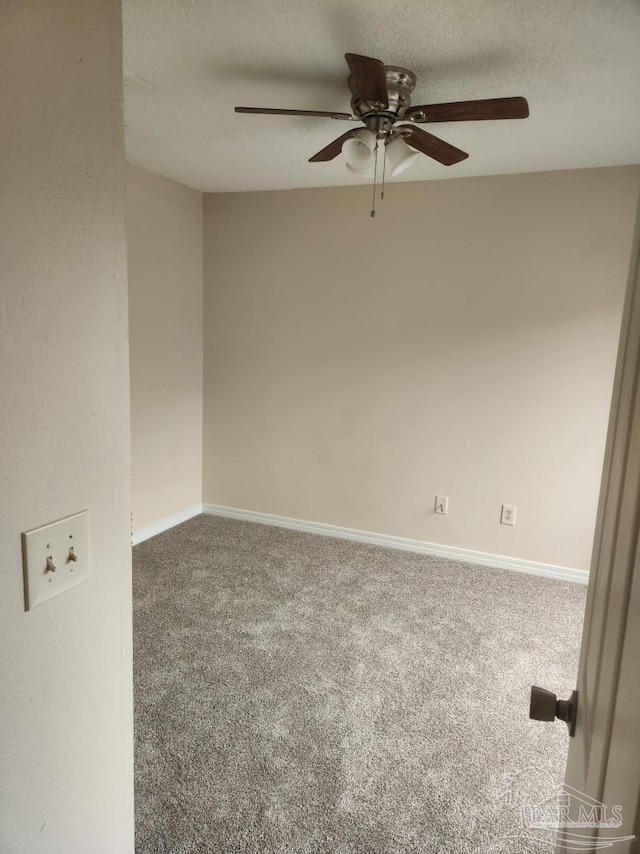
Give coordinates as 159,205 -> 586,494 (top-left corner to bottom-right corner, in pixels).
309,128 -> 361,162
398,125 -> 468,166
405,97 -> 529,123
345,53 -> 389,109
235,106 -> 355,120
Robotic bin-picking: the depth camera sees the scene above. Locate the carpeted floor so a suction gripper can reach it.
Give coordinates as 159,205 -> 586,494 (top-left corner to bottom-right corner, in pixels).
133,515 -> 586,854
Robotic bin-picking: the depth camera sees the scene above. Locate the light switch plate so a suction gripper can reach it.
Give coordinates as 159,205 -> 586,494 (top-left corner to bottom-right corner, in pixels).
22,511 -> 90,610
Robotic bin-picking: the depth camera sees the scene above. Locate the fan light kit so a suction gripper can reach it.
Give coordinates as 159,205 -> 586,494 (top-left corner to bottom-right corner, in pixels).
236,53 -> 529,216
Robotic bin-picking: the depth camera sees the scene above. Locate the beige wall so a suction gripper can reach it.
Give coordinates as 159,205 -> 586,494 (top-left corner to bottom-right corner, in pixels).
0,3 -> 134,852
127,164 -> 203,535
203,167 -> 640,572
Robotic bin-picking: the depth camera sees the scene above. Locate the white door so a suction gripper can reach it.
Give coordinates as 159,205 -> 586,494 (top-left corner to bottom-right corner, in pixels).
536,205 -> 640,852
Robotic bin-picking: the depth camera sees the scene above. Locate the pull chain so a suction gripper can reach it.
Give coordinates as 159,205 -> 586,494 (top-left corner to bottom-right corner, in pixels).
370,140 -> 379,218
381,140 -> 387,201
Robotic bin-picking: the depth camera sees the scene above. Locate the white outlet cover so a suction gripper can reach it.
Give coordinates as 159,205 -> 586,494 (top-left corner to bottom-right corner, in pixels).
435,495 -> 448,515
501,504 -> 517,526
22,511 -> 90,610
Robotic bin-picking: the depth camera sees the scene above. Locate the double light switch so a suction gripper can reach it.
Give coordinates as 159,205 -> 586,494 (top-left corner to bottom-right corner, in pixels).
22,511 -> 90,610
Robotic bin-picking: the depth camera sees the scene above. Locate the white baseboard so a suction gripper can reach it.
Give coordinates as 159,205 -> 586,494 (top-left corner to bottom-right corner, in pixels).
202,503 -> 588,585
132,504 -> 203,546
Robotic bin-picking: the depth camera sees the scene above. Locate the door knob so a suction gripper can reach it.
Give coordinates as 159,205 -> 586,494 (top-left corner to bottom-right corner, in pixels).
529,685 -> 578,737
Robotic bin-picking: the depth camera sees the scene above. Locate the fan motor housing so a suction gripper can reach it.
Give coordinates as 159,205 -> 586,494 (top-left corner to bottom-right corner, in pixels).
349,65 -> 417,124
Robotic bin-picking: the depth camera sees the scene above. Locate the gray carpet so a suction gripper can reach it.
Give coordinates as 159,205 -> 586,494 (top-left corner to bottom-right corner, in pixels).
133,515 -> 586,854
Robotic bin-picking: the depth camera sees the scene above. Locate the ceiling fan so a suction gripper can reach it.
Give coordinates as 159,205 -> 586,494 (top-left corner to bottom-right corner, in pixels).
235,53 -> 529,174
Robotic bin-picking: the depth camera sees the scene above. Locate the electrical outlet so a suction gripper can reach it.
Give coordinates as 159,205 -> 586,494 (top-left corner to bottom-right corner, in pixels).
435,495 -> 448,515
22,511 -> 90,610
501,504 -> 517,526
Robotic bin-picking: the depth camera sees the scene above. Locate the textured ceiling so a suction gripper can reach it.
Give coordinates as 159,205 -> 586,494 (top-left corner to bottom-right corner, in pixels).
123,0 -> 640,192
